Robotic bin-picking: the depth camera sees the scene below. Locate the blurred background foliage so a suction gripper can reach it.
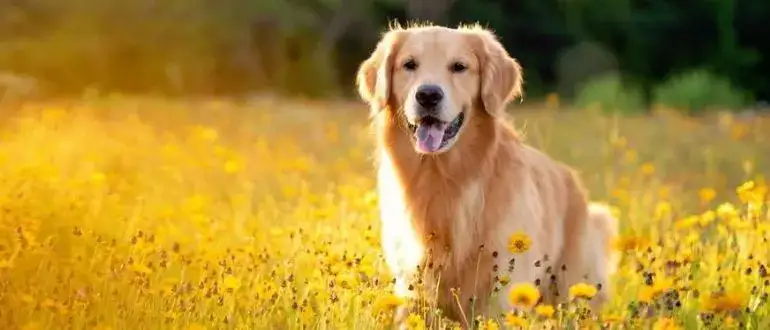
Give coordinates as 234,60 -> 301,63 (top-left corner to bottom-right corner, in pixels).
0,0 -> 768,113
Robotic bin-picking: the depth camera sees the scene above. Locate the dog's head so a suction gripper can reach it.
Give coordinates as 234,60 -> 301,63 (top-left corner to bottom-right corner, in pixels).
356,23 -> 523,155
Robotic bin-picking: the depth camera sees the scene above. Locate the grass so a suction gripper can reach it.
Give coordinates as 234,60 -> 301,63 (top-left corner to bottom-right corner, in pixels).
0,95 -> 768,329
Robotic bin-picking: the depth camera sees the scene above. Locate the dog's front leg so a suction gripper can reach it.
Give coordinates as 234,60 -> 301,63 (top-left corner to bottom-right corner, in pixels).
391,272 -> 416,328
381,228 -> 424,329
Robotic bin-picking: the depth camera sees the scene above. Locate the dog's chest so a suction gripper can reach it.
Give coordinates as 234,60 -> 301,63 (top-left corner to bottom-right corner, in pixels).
376,158 -> 487,273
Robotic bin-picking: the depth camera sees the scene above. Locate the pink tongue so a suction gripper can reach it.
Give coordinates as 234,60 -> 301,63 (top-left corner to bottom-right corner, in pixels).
415,122 -> 447,152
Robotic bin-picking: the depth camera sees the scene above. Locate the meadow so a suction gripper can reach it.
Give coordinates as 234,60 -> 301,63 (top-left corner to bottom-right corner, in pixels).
0,96 -> 768,329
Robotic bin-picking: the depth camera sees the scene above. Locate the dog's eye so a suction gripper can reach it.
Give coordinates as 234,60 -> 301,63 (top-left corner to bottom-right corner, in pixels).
450,62 -> 467,73
403,59 -> 418,71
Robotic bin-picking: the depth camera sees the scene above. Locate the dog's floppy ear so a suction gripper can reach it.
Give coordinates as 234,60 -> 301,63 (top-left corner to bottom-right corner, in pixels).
356,28 -> 406,114
471,27 -> 524,116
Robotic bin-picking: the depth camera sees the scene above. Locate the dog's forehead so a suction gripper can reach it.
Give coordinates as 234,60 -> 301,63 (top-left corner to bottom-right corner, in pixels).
399,28 -> 471,59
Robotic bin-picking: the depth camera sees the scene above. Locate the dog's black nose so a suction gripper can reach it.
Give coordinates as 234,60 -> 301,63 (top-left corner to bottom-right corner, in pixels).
415,84 -> 444,108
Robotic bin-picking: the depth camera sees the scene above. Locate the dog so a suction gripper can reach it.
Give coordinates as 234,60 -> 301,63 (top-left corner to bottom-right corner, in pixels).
355,23 -> 619,326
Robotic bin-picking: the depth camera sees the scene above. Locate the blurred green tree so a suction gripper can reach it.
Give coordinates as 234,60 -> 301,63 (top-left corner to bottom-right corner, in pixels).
0,0 -> 767,109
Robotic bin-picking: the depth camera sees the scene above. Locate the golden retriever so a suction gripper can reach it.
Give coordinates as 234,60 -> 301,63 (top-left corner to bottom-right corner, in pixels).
355,23 -> 619,326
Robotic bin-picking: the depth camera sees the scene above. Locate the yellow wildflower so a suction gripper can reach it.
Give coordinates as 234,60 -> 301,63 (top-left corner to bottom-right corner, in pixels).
639,282 -> 668,303
373,294 -> 405,314
701,291 -> 746,313
700,211 -> 716,227
534,304 -> 555,319
737,180 -> 756,203
479,319 -> 500,330
603,314 -> 624,324
612,235 -> 650,252
759,223 -> 770,235
504,313 -> 527,328
698,187 -> 717,205
724,316 -> 738,327
653,317 -> 681,330
716,202 -> 738,219
641,162 -> 655,176
569,282 -> 597,300
675,216 -> 699,230
507,231 -> 532,254
223,159 -> 242,173
198,127 -> 218,142
658,187 -> 670,199
728,218 -> 751,231
405,313 -> 425,330
498,274 -> 511,286
89,172 -> 106,184
508,282 -> 541,309
222,275 -> 242,290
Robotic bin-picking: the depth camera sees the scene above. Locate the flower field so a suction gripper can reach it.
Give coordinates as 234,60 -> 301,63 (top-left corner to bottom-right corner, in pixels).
0,96 -> 768,329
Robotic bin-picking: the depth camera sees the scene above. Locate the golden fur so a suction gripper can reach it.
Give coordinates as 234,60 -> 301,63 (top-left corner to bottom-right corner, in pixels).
355,23 -> 619,326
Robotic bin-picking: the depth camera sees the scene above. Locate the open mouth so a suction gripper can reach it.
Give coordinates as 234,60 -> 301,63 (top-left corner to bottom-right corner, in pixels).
407,112 -> 465,153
